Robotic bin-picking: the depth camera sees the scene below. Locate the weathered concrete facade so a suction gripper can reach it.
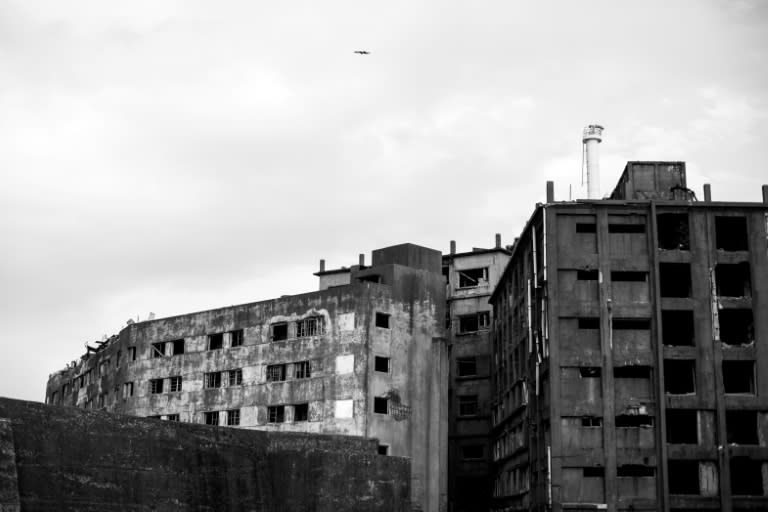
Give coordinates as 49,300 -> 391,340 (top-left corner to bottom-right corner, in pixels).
46,243 -> 448,512
490,163 -> 768,511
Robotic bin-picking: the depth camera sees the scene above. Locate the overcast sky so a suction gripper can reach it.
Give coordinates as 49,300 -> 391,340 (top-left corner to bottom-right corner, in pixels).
1,0 -> 767,401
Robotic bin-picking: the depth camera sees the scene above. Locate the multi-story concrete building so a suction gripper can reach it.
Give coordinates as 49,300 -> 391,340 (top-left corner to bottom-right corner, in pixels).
489,162 -> 768,512
46,243 -> 448,512
442,237 -> 511,512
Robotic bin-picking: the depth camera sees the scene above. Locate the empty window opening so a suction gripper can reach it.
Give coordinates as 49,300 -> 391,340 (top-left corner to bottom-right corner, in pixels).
271,323 -> 288,341
228,368 -> 243,386
226,409 -> 240,426
358,274 -> 381,284
375,356 -> 390,373
615,415 -> 654,428
268,405 -> 285,423
294,403 -> 309,422
715,217 -> 749,251
726,411 -> 758,445
166,414 -> 180,422
617,465 -> 654,477
613,318 -> 651,330
151,342 -> 165,358
581,416 -> 603,427
578,317 -> 600,330
267,364 -> 287,382
576,223 -> 597,233
667,461 -> 699,494
461,444 -> 484,460
577,269 -> 599,280
580,367 -> 601,378
666,410 -> 698,444
229,329 -> 244,347
658,213 -> 690,250
664,360 -> 696,395
204,411 -> 219,426
660,263 -> 692,297
611,271 -> 647,282
208,333 -> 223,350
458,312 -> 490,333
169,376 -> 182,392
458,267 -> 489,288
723,361 -> 756,394
609,223 -> 646,234
719,309 -> 755,346
715,263 -> 752,297
456,357 -> 477,377
296,316 -> 325,337
662,310 -> 695,346
374,397 -> 388,414
614,366 -> 651,379
149,378 -> 164,394
172,339 -> 185,355
377,444 -> 389,456
294,361 -> 311,379
204,372 -> 222,389
375,312 -> 390,329
122,382 -> 134,398
730,457 -> 763,496
458,395 -> 479,416
583,467 -> 605,477
128,347 -> 136,361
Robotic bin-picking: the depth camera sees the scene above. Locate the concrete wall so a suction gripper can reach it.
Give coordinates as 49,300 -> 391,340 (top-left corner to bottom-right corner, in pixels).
0,397 -> 410,512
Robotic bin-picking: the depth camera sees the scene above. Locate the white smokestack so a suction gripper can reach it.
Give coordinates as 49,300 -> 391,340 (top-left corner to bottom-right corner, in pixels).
582,124 -> 604,199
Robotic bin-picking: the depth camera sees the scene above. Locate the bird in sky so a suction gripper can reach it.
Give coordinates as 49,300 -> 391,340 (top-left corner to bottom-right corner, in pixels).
353,50 -> 370,55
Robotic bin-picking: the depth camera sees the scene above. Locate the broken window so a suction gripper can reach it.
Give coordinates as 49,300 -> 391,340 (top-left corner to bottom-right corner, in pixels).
271,323 -> 288,341
719,309 -> 755,345
583,467 -> 605,477
226,409 -> 240,426
374,356 -> 390,373
613,318 -> 651,330
358,274 -> 381,284
664,360 -> 696,394
666,410 -> 698,444
204,411 -> 219,426
294,403 -> 309,422
294,361 -> 310,379
614,366 -> 651,379
266,364 -> 286,382
715,263 -> 751,297
169,376 -> 182,392
715,217 -> 749,251
128,347 -> 136,361
580,367 -> 601,378
667,460 -> 700,494
151,342 -> 165,358
172,339 -> 185,355
723,361 -> 756,394
228,369 -> 243,386
609,223 -> 646,233
457,357 -> 478,377
730,457 -> 764,495
458,312 -> 490,333
149,378 -> 164,394
374,396 -> 388,414
208,333 -> 223,350
581,416 -> 603,427
268,405 -> 285,423
617,465 -> 654,477
615,415 -> 654,428
660,263 -> 692,297
458,267 -> 489,288
204,372 -> 222,389
662,310 -> 695,346
377,444 -> 389,455
578,317 -> 600,330
461,444 -> 484,460
122,382 -> 134,398
458,395 -> 479,416
657,213 -> 690,250
296,316 -> 324,337
611,271 -> 647,282
229,329 -> 244,347
166,414 -> 180,421
577,269 -> 599,280
576,223 -> 597,233
375,312 -> 390,328
726,411 -> 758,445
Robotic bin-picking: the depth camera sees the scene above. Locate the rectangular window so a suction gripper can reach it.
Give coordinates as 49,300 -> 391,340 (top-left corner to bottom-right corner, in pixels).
268,405 -> 285,423
715,263 -> 751,297
116,350 -> 121,368
294,403 -> 309,422
664,360 -> 696,394
715,217 -> 749,251
578,317 -> 600,329
271,323 -> 288,341
662,310 -> 695,346
150,378 -> 164,394
456,357 -> 478,377
228,369 -> 243,386
581,416 -> 603,427
617,465 -> 654,477
611,271 -> 647,282
458,267 -> 489,288
583,467 -> 605,477
377,445 -> 389,455
576,223 -> 597,233
461,444 -> 484,460
657,213 -> 690,250
615,415 -> 654,428
458,395 -> 479,416
375,312 -> 390,328
668,460 -> 699,494
726,410 -> 758,445
614,366 -> 651,379
666,410 -> 698,444
613,318 -> 651,330
208,333 -> 223,350
577,269 -> 599,280
374,356 -> 390,373
169,376 -> 182,392
226,409 -> 240,426
229,329 -> 244,347
374,396 -> 388,414
580,367 -> 601,378
458,312 -> 490,333
151,342 -> 165,358
660,263 -> 692,297
166,414 -> 180,422
296,317 -> 324,337
719,309 -> 755,345
267,364 -> 286,382
128,347 -> 136,361
294,361 -> 311,379
608,223 -> 645,233
172,339 -> 185,355
204,411 -> 219,426
722,361 -> 755,394
123,382 -> 134,398
731,457 -> 764,495
204,372 -> 222,389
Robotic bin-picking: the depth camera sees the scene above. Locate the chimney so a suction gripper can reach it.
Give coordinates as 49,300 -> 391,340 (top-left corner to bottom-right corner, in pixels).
319,259 -> 326,272
546,181 -> 555,203
495,233 -> 502,248
359,254 -> 365,267
450,240 -> 456,255
582,124 -> 604,199
762,185 -> 768,204
703,184 -> 712,202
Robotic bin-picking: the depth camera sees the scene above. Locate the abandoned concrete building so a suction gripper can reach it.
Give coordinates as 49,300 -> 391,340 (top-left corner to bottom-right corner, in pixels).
489,162 -> 768,512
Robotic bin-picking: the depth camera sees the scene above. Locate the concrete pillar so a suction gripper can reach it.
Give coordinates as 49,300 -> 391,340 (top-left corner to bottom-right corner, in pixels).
704,184 -> 712,202
546,181 -> 555,203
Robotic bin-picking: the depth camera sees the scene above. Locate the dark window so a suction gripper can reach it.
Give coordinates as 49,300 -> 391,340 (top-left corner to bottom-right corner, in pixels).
116,350 -> 121,368
172,339 -> 185,355
576,223 -> 597,233
358,274 -> 381,283
226,409 -> 240,426
715,263 -> 751,297
730,457 -> 764,495
169,376 -> 182,392
726,411 -> 758,445
458,395 -> 479,416
617,465 -> 654,477
577,269 -> 598,280
150,378 -> 164,394
204,372 -> 222,389
664,360 -> 696,394
377,444 -> 389,455
657,213 -> 690,250
128,347 -> 136,361
723,361 -> 755,394
294,361 -> 311,379
374,397 -> 388,414
228,369 -> 243,386
375,312 -> 390,328
611,271 -> 647,282
166,414 -> 180,422
583,467 -> 605,477
578,317 -> 600,329
662,310 -> 695,346
580,367 -> 601,378
267,364 -> 286,382
660,263 -> 691,297
268,405 -> 285,423
271,323 -> 288,341
229,329 -> 244,347
613,318 -> 651,330
294,403 -> 309,422
208,333 -> 223,350
296,317 -> 324,337
123,382 -> 134,398
616,415 -> 654,428
456,357 -> 477,377
151,342 -> 165,358
581,416 -> 603,427
204,411 -> 219,426
458,267 -> 488,288
614,365 -> 652,379
719,309 -> 755,345
375,356 -> 390,373
715,217 -> 748,251
458,312 -> 490,333
609,223 -> 646,233
666,410 -> 698,444
461,444 -> 484,460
